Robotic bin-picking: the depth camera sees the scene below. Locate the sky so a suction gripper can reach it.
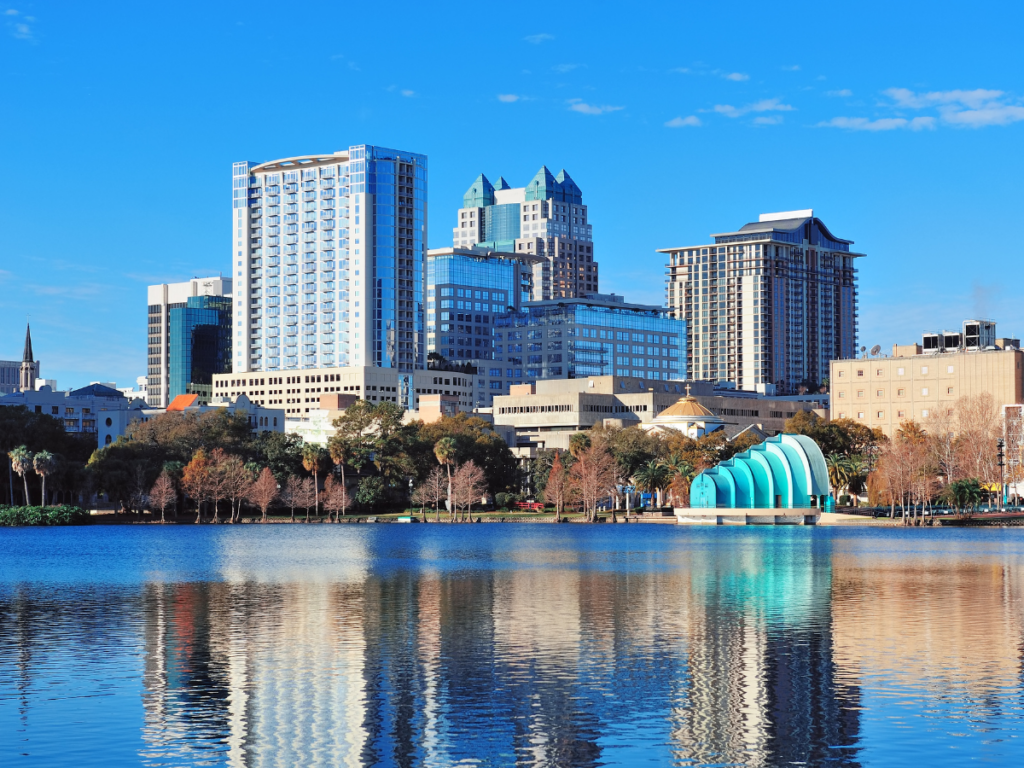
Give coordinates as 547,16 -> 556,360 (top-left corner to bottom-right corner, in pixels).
2,0 -> 1023,389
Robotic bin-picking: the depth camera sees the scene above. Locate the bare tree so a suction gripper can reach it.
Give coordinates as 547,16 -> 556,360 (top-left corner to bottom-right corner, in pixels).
569,444 -> 618,522
280,475 -> 303,522
1005,405 -> 1024,504
926,409 -> 960,484
247,467 -> 279,523
412,466 -> 446,521
296,476 -> 317,522
127,463 -> 148,514
452,460 -> 487,522
218,455 -> 250,522
956,393 -> 999,485
544,451 -> 568,521
148,471 -> 176,523
323,476 -> 351,522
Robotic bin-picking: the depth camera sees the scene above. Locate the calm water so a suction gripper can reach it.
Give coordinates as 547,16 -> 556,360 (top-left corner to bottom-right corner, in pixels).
2,525 -> 1024,767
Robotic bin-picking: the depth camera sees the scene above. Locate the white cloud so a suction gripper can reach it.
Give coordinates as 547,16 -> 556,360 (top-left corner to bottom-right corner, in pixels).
670,67 -> 691,74
824,87 -> 1024,131
400,89 -> 415,97
553,63 -> 580,74
497,94 -> 519,103
713,98 -> 794,118
665,115 -> 701,128
782,65 -> 800,71
818,116 -> 936,131
882,87 -> 1024,128
524,33 -> 553,44
753,115 -> 783,125
5,8 -> 33,39
826,89 -> 853,97
568,99 -> 623,115
884,87 -> 1003,109
942,104 -> 1024,127
723,72 -> 749,82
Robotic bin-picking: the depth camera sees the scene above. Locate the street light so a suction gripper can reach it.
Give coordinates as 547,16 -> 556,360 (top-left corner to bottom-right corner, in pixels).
997,438 -> 1005,509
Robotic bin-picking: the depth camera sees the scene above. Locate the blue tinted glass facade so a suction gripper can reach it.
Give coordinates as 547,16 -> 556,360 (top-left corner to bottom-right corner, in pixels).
494,300 -> 685,382
169,296 -> 232,401
484,203 -> 521,243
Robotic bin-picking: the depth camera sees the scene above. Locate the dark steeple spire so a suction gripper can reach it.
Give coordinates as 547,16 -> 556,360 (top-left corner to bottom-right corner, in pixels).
23,323 -> 33,363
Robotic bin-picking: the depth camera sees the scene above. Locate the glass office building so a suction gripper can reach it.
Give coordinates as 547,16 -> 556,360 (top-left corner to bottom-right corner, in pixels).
452,167 -> 596,299
493,294 -> 685,383
425,247 -> 538,363
168,295 -> 232,403
233,145 -> 426,375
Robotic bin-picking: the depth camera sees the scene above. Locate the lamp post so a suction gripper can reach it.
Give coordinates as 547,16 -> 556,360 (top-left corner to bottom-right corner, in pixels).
997,438 -> 1005,509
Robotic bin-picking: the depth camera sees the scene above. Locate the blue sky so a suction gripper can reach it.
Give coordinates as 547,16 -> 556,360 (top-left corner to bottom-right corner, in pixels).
2,1 -> 1023,388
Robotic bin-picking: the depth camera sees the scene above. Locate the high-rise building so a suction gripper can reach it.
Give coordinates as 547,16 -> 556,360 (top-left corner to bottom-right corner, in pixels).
147,277 -> 233,408
452,167 -> 596,299
661,210 -> 863,394
425,247 -> 539,363
233,145 -> 426,376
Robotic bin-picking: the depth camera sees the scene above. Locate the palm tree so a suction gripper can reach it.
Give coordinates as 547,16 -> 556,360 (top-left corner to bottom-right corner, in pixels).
845,456 -> 869,506
633,460 -> 671,509
302,444 -> 329,517
434,437 -> 458,517
568,432 -> 591,459
9,446 -> 33,506
32,450 -> 58,507
825,454 -> 851,501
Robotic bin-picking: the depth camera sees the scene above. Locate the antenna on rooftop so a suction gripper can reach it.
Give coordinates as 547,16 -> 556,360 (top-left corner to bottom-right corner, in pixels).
860,345 -> 867,359
869,344 -> 881,357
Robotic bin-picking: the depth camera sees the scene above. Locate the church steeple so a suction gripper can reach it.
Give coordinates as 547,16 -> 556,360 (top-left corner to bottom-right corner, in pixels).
19,323 -> 37,392
23,323 -> 33,363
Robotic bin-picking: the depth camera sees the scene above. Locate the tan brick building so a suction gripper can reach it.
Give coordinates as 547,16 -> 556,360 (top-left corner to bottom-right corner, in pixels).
830,345 -> 1024,437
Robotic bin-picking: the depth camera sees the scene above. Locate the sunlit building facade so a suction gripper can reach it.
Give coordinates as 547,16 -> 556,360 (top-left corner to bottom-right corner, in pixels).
232,145 -> 426,375
661,210 -> 863,394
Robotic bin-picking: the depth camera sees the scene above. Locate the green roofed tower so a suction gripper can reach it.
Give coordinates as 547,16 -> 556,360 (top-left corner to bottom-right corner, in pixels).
453,166 -> 597,300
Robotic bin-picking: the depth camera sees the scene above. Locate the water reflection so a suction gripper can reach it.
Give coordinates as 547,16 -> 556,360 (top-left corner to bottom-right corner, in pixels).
2,527 -> 1024,766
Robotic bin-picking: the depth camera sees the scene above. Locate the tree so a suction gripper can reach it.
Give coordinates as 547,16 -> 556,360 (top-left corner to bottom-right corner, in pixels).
412,413 -> 518,495
248,467 -> 279,522
323,475 -> 351,522
181,449 -> 213,523
356,476 -> 387,512
826,454 -> 851,500
569,444 -> 618,522
280,475 -> 303,522
633,459 -> 671,508
32,450 -> 57,507
544,451 -> 568,521
149,471 -> 176,523
9,446 -> 34,506
296,476 -> 317,522
569,432 -> 591,459
302,444 -> 330,518
434,437 -> 458,514
412,466 -> 447,522
451,460 -> 487,522
217,453 -> 251,522
943,478 -> 984,519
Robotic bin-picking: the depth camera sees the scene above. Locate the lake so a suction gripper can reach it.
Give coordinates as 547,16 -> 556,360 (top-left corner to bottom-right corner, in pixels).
2,523 -> 1024,767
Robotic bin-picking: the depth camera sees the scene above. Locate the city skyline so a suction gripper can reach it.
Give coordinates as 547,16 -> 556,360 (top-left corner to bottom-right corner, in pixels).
3,1 -> 1024,387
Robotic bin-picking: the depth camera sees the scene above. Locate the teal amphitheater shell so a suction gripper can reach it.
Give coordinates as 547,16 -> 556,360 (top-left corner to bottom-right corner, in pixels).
689,434 -> 831,509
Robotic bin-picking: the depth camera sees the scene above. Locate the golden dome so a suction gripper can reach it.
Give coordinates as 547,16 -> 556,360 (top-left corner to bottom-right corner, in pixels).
655,384 -> 719,420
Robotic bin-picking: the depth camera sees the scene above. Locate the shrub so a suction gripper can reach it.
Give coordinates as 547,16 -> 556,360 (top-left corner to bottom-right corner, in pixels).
0,505 -> 90,527
839,494 -> 851,506
494,492 -> 511,510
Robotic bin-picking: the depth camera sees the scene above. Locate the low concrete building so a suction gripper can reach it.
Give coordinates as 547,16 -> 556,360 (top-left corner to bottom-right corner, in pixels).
212,364 -> 476,416
150,393 -> 284,434
0,383 -> 144,448
830,321 -> 1024,437
493,375 -> 824,452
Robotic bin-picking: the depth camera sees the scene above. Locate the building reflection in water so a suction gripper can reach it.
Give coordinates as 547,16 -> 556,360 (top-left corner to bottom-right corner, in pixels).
4,527 -> 1024,767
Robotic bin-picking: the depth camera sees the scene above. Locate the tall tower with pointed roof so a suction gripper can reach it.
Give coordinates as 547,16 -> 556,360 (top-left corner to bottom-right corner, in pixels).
20,323 -> 37,392
452,165 -> 597,300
